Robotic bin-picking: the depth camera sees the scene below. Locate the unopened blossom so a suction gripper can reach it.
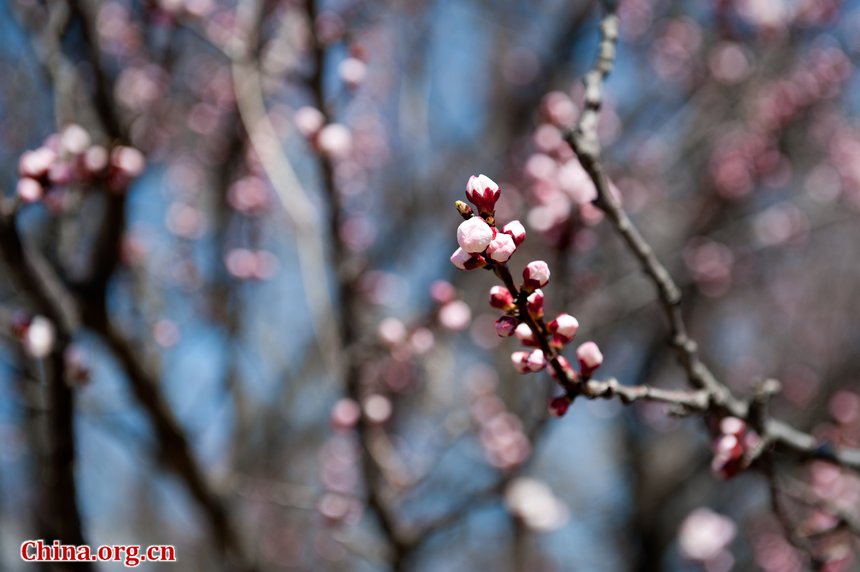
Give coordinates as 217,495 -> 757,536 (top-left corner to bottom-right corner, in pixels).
24,316 -> 55,359
711,434 -> 744,479
489,285 -> 515,310
527,349 -> 547,372
331,398 -> 361,430
678,508 -> 737,562
19,147 -> 57,179
456,217 -> 494,253
720,416 -> 746,437
523,260 -> 550,289
450,247 -> 486,270
502,220 -> 526,245
526,289 -> 544,318
294,106 -> 326,137
48,162 -> 73,185
363,394 -> 393,424
548,313 -> 579,343
511,350 -> 531,373
576,341 -> 603,375
338,57 -> 367,88
317,123 -> 353,159
16,178 -> 43,203
83,145 -> 109,173
465,174 -> 501,214
111,146 -> 146,178
710,419 -> 762,479
514,322 -> 537,346
495,316 -> 518,337
486,232 -> 516,262
548,395 -> 572,417
60,124 -> 91,155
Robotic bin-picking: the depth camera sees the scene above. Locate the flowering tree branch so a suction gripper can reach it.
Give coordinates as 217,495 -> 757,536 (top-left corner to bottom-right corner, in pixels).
559,0 -> 860,474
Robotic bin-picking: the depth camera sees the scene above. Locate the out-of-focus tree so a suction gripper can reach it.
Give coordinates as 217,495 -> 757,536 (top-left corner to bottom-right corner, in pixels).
1,0 -> 860,570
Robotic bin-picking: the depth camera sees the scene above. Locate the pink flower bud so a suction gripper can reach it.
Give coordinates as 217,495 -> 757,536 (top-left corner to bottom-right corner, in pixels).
450,247 -> 487,270
83,145 -> 109,173
48,162 -> 73,185
575,341 -> 603,375
486,232 -> 516,262
317,123 -> 353,159
711,433 -> 745,479
111,146 -> 146,178
19,147 -> 57,179
60,124 -> 91,155
495,316 -> 518,337
523,260 -> 550,289
514,323 -> 537,346
338,57 -> 367,88
363,394 -> 392,424
294,106 -> 326,137
456,217 -> 494,253
489,285 -> 515,310
548,313 -> 579,343
16,178 -> 43,203
714,434 -> 742,457
548,395 -> 571,417
511,350 -> 531,373
502,220 -> 526,246
331,398 -> 361,430
719,416 -> 746,437
465,174 -> 501,214
526,289 -> 544,318
527,349 -> 547,372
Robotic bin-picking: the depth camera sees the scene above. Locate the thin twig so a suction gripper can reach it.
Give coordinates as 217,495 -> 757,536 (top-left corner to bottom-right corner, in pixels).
563,0 -> 860,472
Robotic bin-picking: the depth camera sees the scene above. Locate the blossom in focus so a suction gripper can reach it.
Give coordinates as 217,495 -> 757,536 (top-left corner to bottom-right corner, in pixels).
488,285 -> 515,311
548,313 -> 579,344
465,174 -> 501,214
457,217 -> 494,253
511,350 -> 531,373
526,289 -> 544,318
502,220 -> 526,246
486,232 -> 516,262
495,316 -> 518,337
523,260 -> 550,289
450,247 -> 486,270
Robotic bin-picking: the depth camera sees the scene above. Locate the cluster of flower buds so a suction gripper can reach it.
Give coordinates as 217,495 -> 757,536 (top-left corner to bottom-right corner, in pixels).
17,124 -> 146,207
449,175 -> 524,270
711,416 -> 761,479
451,174 -> 604,417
